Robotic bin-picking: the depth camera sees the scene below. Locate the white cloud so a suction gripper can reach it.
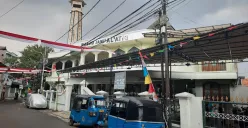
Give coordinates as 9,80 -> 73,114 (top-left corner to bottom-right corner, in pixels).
0,0 -> 70,53
199,4 -> 248,26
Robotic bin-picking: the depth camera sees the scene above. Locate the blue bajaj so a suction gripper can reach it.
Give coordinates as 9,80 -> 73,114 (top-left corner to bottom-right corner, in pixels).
69,95 -> 108,128
108,97 -> 165,128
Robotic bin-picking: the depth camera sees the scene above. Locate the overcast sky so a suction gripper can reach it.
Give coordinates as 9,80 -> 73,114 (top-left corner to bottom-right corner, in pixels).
0,0 -> 248,53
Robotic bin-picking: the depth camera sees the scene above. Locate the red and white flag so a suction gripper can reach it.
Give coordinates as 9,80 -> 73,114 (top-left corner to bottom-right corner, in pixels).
148,83 -> 158,102
0,30 -> 39,43
0,30 -> 112,53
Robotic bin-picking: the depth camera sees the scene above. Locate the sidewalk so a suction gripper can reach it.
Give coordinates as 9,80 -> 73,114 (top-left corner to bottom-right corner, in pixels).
40,110 -> 70,123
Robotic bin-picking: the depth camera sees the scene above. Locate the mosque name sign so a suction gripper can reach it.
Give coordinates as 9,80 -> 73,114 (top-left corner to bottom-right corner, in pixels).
86,35 -> 129,46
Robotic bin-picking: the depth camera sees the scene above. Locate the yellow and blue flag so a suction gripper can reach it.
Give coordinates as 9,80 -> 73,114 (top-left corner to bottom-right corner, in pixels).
139,51 -> 158,101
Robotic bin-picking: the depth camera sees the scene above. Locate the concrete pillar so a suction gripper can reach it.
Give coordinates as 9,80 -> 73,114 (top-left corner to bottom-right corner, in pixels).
49,90 -> 54,109
62,61 -> 66,70
108,52 -> 112,58
72,60 -> 76,67
93,52 -> 100,62
80,53 -> 87,65
45,91 -> 48,99
64,84 -> 73,111
93,84 -> 97,93
175,92 -> 203,128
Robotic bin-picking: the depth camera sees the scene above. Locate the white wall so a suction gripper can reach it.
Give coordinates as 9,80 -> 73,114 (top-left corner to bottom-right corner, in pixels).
0,48 -> 6,91
230,85 -> 248,98
176,92 -> 203,128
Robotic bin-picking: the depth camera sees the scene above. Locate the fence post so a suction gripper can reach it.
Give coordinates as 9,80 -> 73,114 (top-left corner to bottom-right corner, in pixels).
49,90 -> 54,109
175,92 -> 203,128
202,100 -> 206,128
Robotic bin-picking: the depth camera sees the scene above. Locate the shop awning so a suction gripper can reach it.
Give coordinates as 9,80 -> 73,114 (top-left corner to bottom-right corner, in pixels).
61,22 -> 248,73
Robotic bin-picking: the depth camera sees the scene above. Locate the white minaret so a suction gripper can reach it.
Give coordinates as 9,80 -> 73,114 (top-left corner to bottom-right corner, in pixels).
68,0 -> 86,44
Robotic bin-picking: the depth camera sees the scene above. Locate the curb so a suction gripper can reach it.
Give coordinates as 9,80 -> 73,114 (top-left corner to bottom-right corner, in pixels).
40,110 -> 69,123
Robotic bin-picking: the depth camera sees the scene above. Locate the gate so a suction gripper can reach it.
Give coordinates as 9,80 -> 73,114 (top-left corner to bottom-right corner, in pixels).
202,96 -> 248,128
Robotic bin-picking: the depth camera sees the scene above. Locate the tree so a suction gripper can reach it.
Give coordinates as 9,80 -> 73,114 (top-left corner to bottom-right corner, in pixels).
17,45 -> 53,91
4,56 -> 19,67
18,45 -> 53,68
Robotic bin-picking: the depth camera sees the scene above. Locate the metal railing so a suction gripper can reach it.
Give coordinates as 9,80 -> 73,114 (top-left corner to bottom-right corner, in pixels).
203,98 -> 248,128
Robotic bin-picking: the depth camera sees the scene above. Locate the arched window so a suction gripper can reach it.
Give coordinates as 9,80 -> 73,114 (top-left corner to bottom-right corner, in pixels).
128,47 -> 139,53
112,48 -> 125,57
56,61 -> 63,70
65,60 -> 73,69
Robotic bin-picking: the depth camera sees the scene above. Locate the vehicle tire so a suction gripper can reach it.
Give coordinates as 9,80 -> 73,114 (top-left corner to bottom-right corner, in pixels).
25,103 -> 29,108
68,118 -> 74,126
93,125 -> 103,128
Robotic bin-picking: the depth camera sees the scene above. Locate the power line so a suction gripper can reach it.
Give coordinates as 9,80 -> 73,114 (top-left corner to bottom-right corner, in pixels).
0,0 -> 25,20
47,0 -> 178,66
108,9 -> 160,39
87,0 -> 179,44
173,11 -> 203,25
168,0 -> 203,26
81,0 -> 127,39
82,0 -> 154,46
172,0 -> 193,12
106,7 -> 161,37
55,0 -> 102,42
46,0 -> 159,67
167,0 -> 185,12
46,0 -> 157,66
48,0 -> 179,67
102,0 -> 179,38
103,0 -> 161,37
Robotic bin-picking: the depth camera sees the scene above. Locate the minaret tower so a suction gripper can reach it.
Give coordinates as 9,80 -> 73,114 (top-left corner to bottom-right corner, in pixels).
67,0 -> 86,44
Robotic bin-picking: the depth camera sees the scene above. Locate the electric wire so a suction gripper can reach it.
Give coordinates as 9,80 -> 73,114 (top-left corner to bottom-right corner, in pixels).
104,7 -> 161,38
82,0 -> 155,46
83,0 -> 179,46
81,0 -> 127,39
0,0 -> 25,20
102,0 -> 161,37
101,0 -> 180,38
55,0 -> 102,42
47,0 -> 177,67
46,0 -> 155,66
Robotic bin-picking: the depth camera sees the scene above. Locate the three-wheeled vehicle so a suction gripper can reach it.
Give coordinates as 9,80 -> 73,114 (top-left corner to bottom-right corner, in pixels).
108,97 -> 165,128
69,95 -> 108,128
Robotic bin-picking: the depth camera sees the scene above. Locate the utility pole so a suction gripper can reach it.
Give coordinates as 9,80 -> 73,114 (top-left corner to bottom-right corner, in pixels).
40,47 -> 47,92
161,0 -> 171,127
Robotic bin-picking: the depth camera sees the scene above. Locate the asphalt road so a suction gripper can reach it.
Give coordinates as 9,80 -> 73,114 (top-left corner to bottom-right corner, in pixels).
0,100 -> 72,128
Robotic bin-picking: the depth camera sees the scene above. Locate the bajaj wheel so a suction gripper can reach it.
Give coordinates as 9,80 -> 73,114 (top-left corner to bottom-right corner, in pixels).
93,125 -> 103,128
68,118 -> 74,126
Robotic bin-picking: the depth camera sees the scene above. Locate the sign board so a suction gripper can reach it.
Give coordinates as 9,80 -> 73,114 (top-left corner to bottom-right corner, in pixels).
242,78 -> 248,86
83,35 -> 129,46
114,72 -> 126,90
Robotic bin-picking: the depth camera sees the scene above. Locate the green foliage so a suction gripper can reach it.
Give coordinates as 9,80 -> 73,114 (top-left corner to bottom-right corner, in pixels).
18,44 -> 53,68
4,56 -> 19,67
8,45 -> 53,91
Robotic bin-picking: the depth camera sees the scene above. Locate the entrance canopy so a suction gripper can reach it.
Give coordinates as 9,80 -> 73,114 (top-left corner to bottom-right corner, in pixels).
61,22 -> 248,73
